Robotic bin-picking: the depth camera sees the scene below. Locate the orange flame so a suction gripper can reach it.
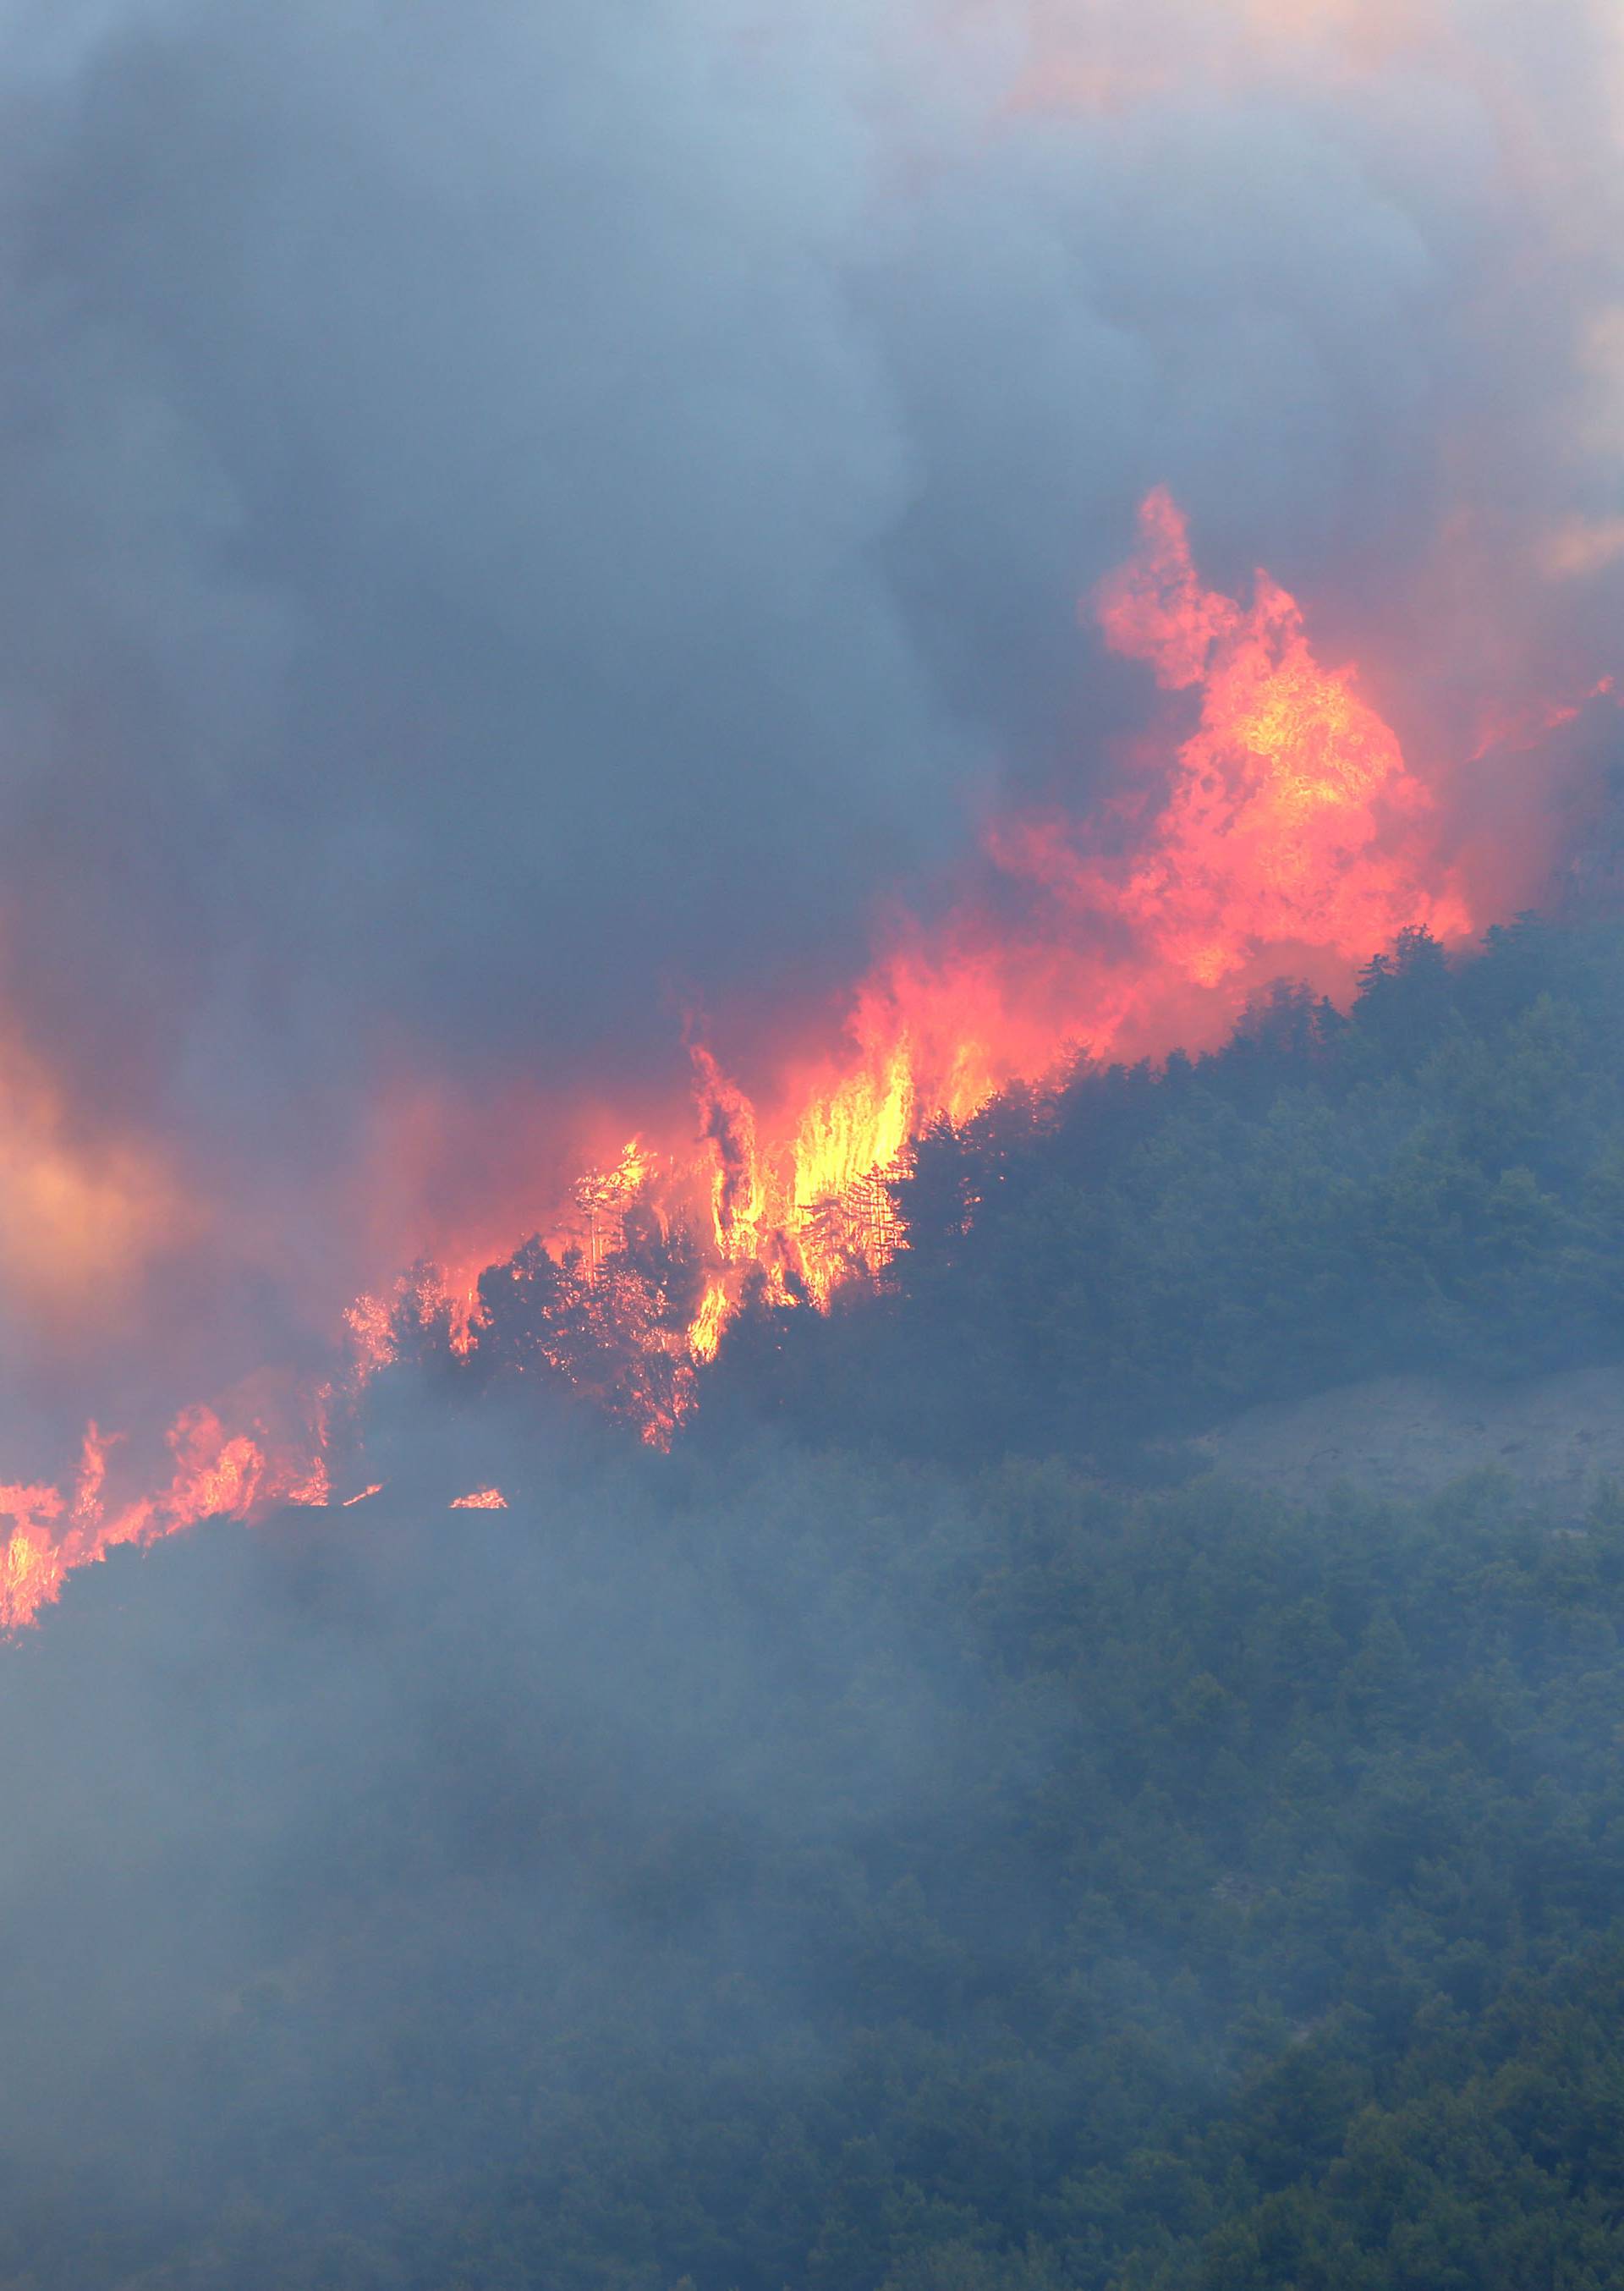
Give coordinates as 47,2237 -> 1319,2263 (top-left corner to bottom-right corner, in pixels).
451,1488 -> 508,1511
1085,485 -> 1472,981
687,1275 -> 733,1366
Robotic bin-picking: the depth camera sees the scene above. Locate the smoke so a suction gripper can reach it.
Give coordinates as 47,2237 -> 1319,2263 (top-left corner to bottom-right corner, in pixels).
0,0 -> 1617,1443
0,1407 -> 990,2239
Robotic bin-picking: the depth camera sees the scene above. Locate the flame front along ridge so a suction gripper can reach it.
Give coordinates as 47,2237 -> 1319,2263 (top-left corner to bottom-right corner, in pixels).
0,491 -> 1517,1623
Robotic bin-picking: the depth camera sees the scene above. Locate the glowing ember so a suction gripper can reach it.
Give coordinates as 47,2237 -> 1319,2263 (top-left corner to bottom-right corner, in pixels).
344,1293 -> 397,1381
451,1489 -> 508,1511
342,1484 -> 386,1508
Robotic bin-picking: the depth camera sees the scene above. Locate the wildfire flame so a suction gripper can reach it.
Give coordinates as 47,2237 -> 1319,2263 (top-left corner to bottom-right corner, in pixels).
0,488 -> 1588,1627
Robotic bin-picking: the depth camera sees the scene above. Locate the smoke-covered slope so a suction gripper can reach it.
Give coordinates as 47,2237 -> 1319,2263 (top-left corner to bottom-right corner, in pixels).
3,917 -> 1624,2288
8,1440 -> 1624,2291
1195,1360 -> 1624,1508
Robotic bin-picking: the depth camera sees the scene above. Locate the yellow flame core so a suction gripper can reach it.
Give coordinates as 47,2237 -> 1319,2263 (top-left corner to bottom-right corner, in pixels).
688,1277 -> 732,1365
792,1041 -> 914,1220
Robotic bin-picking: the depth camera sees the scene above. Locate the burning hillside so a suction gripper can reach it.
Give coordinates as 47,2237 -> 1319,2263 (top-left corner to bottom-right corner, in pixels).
0,488 -> 1607,1625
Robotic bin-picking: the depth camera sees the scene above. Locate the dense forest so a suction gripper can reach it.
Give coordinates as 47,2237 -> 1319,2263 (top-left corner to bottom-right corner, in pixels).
10,915 -> 1624,2288
700,914 -> 1624,1465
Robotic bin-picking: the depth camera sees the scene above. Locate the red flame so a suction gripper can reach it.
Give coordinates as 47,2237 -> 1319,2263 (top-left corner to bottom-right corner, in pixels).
0,488 -> 1594,1625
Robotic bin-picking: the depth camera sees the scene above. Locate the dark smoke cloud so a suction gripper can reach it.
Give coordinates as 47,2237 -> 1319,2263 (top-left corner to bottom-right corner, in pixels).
0,0 -> 1616,1423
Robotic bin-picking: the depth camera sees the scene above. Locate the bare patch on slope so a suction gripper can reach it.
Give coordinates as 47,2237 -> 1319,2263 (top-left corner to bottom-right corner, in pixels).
1193,1363 -> 1624,1507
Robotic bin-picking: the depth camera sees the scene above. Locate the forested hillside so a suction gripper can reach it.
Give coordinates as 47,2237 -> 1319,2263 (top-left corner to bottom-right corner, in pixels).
703,915 -> 1624,1468
9,917 -> 1624,2291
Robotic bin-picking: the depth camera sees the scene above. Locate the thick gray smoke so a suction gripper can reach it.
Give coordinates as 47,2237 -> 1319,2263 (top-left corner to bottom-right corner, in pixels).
0,1410 -> 991,2242
0,0 -> 1617,1436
